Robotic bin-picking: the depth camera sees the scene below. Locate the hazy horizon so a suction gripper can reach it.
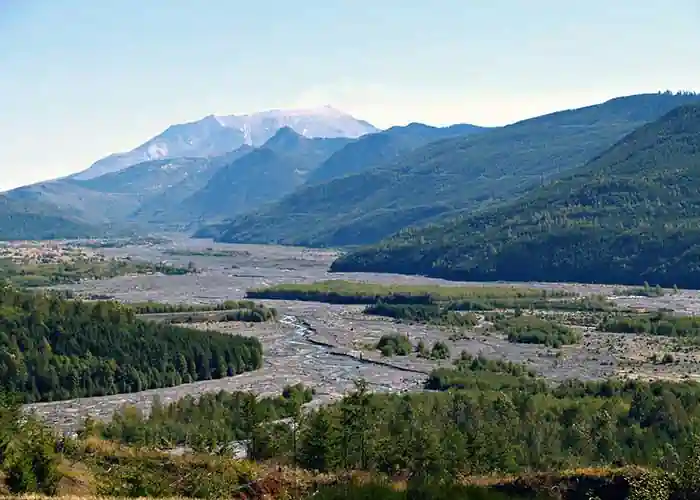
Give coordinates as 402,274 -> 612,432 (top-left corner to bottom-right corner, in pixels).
1,0 -> 699,190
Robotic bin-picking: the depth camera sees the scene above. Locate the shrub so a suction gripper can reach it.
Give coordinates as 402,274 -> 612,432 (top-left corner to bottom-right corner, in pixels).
497,316 -> 580,347
376,335 -> 412,356
431,341 -> 451,360
1,418 -> 62,495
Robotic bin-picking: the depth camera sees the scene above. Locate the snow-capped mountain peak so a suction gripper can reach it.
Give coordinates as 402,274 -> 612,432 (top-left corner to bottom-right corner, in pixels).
72,106 -> 378,180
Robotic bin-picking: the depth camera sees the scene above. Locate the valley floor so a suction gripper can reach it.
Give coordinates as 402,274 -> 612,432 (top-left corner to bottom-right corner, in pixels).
25,238 -> 700,432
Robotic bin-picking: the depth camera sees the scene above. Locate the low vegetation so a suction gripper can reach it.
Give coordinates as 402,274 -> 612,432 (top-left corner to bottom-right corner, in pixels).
129,299 -> 278,322
495,315 -> 582,347
0,256 -> 193,288
376,334 -> 413,356
310,481 -> 525,499
246,280 -> 574,305
163,247 -> 252,258
89,450 -> 260,499
364,302 -> 478,327
600,312 -> 700,337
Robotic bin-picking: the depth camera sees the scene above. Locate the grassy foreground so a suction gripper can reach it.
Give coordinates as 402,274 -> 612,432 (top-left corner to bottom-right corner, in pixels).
0,454 -> 683,500
4,377 -> 700,498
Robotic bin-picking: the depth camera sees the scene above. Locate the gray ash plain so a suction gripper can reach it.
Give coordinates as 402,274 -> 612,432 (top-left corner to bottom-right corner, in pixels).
25,237 -> 700,432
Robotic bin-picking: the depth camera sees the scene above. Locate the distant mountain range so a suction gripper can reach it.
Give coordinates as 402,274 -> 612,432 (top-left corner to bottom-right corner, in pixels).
0,105 -> 490,238
205,92 -> 700,247
3,91 -> 700,287
0,106 -> 380,237
72,105 -> 378,180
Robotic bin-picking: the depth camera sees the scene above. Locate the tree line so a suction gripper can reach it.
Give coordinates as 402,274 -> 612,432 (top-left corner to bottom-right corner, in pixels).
8,359 -> 700,497
130,299 -> 278,323
600,312 -> 700,337
96,384 -> 314,453
129,299 -> 274,315
246,280 -> 573,305
364,302 -> 478,327
0,286 -> 263,402
89,350 -> 700,480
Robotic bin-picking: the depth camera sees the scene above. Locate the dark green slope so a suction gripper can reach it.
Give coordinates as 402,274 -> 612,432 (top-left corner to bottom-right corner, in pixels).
0,196 -> 97,241
182,128 -> 350,224
332,104 -> 700,288
209,92 -> 700,247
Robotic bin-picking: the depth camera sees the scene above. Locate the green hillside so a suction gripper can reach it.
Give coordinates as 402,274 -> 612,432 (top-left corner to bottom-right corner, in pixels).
0,195 -> 97,241
332,104 -> 700,289
208,92 -> 700,247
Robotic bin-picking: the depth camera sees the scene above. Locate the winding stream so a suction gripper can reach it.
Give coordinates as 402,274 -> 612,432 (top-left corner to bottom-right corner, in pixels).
276,315 -> 428,391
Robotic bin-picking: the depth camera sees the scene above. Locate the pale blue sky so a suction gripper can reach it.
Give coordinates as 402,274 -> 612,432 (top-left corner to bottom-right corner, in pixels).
1,0 -> 698,190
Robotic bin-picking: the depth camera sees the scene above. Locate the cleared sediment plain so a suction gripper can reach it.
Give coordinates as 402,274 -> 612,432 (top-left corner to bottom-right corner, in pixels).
24,237 -> 700,432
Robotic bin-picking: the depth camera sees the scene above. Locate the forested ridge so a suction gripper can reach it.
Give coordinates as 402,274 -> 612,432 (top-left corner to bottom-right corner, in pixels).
210,92 -> 700,247
0,286 -> 262,402
333,103 -> 700,288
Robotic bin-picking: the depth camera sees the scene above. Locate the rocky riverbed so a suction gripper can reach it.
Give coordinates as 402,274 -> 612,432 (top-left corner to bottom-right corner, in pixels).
24,237 -> 700,432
